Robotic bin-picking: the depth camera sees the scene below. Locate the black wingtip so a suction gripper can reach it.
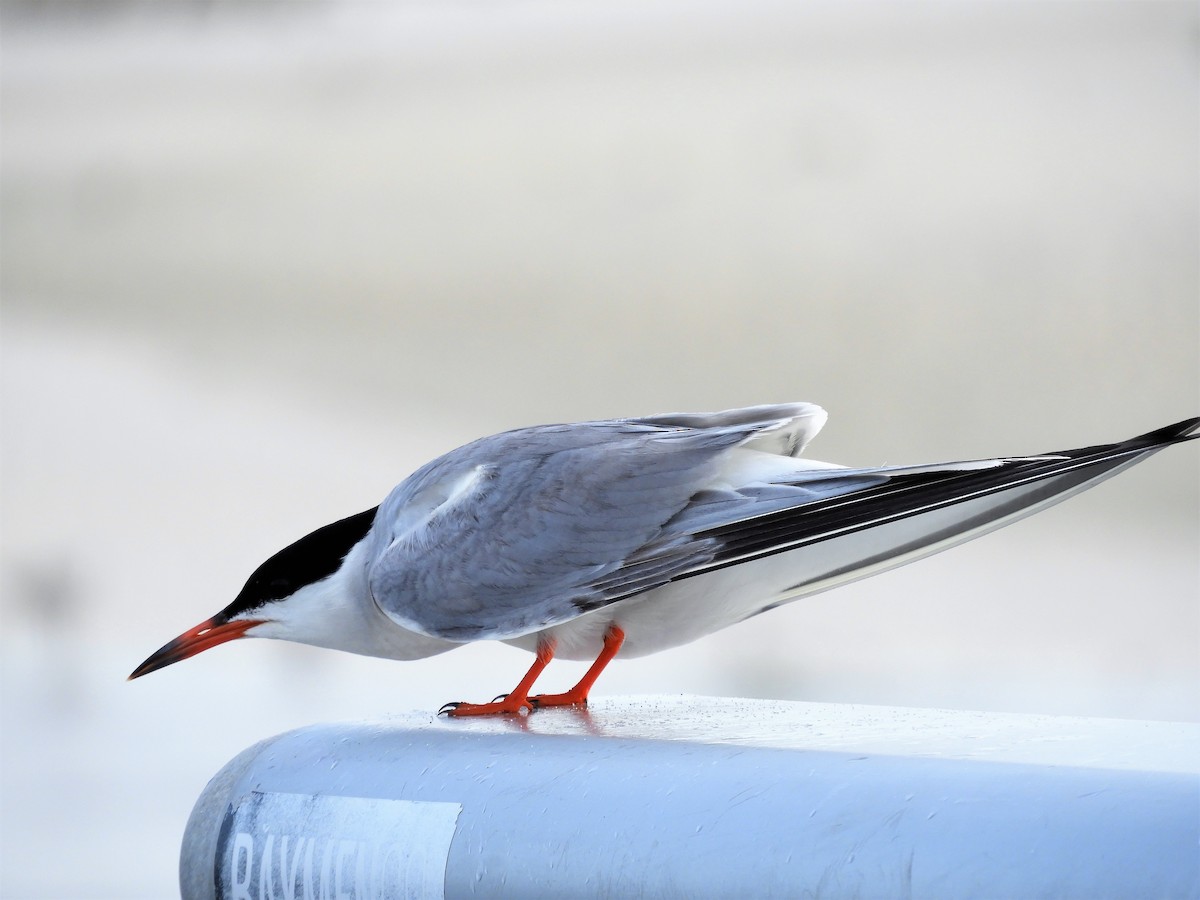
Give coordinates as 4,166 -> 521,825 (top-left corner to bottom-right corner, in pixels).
1049,416 -> 1200,463
1130,417 -> 1200,447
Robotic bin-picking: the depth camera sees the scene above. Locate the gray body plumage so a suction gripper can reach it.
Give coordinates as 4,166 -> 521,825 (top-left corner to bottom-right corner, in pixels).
369,407 -> 805,644
336,403 -> 1196,663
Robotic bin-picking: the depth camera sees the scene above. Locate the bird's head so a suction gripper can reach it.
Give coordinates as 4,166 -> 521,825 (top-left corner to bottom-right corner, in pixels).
128,507 -> 379,680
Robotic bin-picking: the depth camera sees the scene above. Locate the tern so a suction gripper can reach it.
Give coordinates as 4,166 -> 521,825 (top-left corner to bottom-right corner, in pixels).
130,404 -> 1198,715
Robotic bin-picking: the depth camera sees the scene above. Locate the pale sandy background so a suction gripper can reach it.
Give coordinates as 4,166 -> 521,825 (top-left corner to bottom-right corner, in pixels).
2,2 -> 1198,897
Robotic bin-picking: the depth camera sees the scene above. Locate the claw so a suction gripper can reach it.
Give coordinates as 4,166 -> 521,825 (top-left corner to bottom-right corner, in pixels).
442,696 -> 533,717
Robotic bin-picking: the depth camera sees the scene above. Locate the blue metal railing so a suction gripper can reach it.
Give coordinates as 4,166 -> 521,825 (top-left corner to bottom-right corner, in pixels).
182,696 -> 1200,899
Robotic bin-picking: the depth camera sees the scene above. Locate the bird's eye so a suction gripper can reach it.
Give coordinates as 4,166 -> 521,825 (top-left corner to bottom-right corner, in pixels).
269,577 -> 291,592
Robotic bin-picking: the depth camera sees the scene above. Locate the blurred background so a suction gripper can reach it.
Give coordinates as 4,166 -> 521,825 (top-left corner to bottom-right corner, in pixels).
2,1 -> 1197,896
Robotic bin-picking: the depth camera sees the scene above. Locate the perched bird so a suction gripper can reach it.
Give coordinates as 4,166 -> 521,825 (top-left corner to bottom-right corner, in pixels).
129,404 -> 1198,715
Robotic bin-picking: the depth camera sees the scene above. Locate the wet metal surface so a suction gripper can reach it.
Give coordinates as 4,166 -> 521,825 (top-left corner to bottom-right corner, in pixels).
184,696 -> 1200,899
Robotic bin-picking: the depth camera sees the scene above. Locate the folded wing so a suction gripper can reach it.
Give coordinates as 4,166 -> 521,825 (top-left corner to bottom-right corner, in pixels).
371,410 -> 1198,643
368,404 -> 825,640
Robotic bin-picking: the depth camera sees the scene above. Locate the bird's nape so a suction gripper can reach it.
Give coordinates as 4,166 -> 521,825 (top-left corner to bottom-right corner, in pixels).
128,616 -> 261,680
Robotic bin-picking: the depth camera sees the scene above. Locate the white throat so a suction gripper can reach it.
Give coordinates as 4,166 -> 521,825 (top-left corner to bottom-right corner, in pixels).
249,539 -> 457,661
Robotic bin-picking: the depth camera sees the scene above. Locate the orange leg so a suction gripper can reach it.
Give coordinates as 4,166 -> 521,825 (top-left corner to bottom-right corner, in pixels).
529,625 -> 625,709
440,639 -> 556,717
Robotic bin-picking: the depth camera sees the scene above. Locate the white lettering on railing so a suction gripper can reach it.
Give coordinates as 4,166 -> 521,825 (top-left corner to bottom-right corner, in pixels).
221,794 -> 460,900
231,833 -> 406,900
230,832 -> 255,900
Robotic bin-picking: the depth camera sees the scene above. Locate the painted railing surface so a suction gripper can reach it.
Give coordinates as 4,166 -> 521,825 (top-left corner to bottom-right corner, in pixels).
182,696 -> 1200,899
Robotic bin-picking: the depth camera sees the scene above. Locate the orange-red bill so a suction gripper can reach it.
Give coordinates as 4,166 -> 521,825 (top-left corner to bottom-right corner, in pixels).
127,617 -> 260,680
